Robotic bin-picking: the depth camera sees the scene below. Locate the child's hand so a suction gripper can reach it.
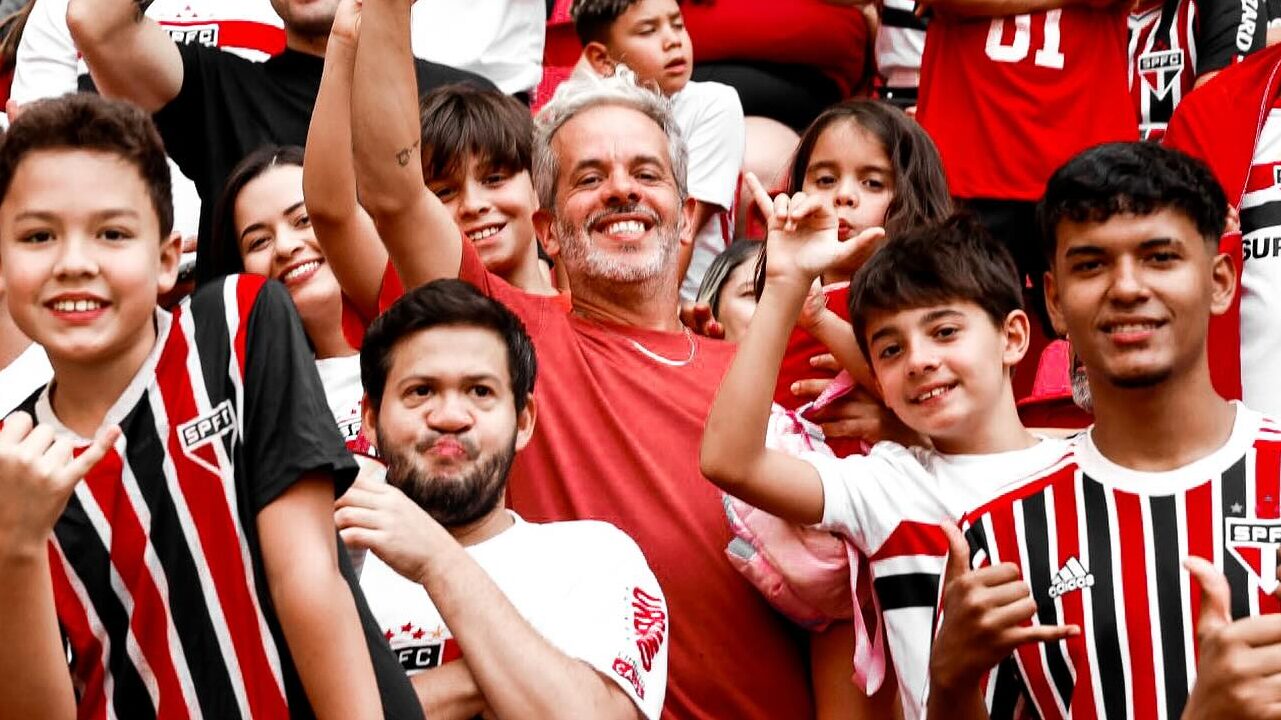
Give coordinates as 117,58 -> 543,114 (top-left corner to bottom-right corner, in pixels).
930,523 -> 1078,695
679,300 -> 725,339
796,281 -> 828,331
0,412 -> 119,560
335,476 -> 443,586
744,172 -> 884,286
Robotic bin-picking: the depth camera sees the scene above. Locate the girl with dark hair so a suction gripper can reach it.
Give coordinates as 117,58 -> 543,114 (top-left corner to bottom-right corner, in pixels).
211,145 -> 368,455
693,239 -> 762,343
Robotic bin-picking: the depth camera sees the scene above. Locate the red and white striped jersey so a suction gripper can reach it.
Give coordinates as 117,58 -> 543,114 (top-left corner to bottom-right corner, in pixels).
806,438 -> 1071,718
952,403 -> 1281,719
1240,102 -> 1281,416
10,276 -> 417,720
1129,0 -> 1265,141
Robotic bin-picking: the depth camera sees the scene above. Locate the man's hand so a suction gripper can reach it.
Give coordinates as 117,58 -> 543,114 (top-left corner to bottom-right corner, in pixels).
930,523 -> 1079,695
745,172 -> 884,286
0,413 -> 119,560
1183,557 -> 1281,719
330,0 -> 363,45
334,477 -> 441,586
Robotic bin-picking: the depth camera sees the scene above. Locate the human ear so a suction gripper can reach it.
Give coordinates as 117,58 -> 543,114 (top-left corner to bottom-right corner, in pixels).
156,231 -> 183,295
1043,269 -> 1069,338
583,42 -> 617,78
534,209 -> 558,256
1208,250 -> 1237,317
514,395 -> 537,452
1002,310 -> 1032,368
360,395 -> 379,454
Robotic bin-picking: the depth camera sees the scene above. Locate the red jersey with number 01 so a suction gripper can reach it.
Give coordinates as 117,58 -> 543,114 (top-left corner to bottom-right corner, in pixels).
917,9 -> 1137,201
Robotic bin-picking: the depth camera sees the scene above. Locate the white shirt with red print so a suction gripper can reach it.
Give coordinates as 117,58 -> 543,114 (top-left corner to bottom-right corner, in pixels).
360,512 -> 669,719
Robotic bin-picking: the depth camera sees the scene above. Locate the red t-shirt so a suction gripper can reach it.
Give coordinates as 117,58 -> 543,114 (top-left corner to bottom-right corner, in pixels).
917,8 -> 1137,200
379,248 -> 815,720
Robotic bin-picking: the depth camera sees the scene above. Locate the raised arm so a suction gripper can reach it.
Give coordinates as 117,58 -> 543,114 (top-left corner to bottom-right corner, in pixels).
700,174 -> 882,524
351,0 -> 461,289
304,0 -> 388,319
65,0 -> 183,112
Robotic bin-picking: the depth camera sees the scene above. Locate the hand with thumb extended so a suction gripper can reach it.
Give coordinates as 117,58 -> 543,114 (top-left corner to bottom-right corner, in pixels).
929,523 -> 1079,698
1183,556 -> 1281,720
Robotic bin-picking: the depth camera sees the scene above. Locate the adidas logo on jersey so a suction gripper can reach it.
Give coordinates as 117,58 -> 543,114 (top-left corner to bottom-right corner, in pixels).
1049,557 -> 1095,598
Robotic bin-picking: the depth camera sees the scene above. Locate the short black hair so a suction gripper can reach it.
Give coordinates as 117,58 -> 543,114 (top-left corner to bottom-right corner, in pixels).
0,93 -> 173,237
419,84 -> 533,183
361,279 -> 538,413
1038,142 -> 1228,264
850,214 -> 1024,362
571,0 -> 678,45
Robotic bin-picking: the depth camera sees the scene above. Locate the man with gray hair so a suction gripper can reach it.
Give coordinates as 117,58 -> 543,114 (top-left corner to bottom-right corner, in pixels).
346,0 -> 814,716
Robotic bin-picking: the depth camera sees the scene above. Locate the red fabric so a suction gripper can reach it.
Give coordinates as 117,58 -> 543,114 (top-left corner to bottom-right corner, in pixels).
379,247 -> 814,720
917,9 -> 1136,200
1016,340 -> 1093,429
774,284 -> 864,457
1163,43 -> 1281,401
161,19 -> 286,56
680,0 -> 870,98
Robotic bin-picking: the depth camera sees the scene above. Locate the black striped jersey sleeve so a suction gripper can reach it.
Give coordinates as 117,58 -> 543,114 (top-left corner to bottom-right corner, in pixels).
240,279 -> 358,510
1197,0 -> 1267,73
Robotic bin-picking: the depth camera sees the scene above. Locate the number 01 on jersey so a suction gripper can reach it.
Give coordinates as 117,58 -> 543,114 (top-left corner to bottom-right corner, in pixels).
985,10 -> 1065,69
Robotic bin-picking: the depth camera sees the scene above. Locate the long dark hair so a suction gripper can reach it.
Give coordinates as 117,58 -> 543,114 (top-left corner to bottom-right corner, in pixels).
787,99 -> 951,238
0,1 -> 34,77
754,100 -> 953,297
201,145 -> 305,284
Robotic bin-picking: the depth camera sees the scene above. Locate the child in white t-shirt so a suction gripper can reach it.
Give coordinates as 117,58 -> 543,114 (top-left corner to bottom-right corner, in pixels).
701,194 -> 1069,719
573,0 -> 745,300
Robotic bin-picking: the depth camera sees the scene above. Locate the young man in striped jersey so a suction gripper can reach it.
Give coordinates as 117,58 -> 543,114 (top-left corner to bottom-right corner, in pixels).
0,93 -> 420,719
927,142 -> 1281,720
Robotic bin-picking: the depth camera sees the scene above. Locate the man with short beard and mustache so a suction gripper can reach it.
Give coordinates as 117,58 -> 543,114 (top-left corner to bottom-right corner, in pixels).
65,0 -> 492,281
345,0 -> 823,714
337,279 -> 668,720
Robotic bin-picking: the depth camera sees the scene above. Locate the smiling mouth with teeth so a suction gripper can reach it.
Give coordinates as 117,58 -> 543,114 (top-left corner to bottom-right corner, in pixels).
912,383 -> 956,404
467,225 -> 504,242
281,260 -> 321,283
602,220 -> 647,237
1104,321 -> 1162,333
51,299 -> 106,313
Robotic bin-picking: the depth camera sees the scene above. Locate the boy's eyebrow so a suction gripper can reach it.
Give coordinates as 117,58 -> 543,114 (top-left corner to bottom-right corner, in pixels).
921,308 -> 965,324
14,208 -> 140,223
1063,244 -> 1104,259
868,325 -> 899,346
398,371 -> 504,387
1139,237 -> 1180,250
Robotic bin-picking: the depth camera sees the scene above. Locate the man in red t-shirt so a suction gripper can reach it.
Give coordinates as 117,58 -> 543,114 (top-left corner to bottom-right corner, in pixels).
916,0 -> 1137,332
344,0 -> 815,717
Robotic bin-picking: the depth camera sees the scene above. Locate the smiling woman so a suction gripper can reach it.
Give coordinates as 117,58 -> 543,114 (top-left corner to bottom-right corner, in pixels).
208,145 -> 368,453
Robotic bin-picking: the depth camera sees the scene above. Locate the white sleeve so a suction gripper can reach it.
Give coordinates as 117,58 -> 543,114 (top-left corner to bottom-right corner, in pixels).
680,82 -> 745,210
805,443 -> 924,554
11,0 -> 80,104
557,526 -> 668,720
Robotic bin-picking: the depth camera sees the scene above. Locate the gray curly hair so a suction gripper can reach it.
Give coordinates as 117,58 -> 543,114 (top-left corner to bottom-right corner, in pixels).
532,67 -> 688,213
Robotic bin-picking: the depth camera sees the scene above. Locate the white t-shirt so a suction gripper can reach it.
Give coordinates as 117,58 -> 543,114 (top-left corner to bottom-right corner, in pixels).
672,80 -> 746,302
0,342 -> 52,418
360,513 -> 669,720
804,437 -> 1071,719
315,354 -> 363,448
877,0 -> 926,87
1240,109 -> 1281,416
410,0 -> 545,94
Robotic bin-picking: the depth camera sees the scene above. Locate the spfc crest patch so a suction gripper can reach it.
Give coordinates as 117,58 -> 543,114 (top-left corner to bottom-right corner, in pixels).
1226,517 -> 1281,594
1139,49 -> 1184,101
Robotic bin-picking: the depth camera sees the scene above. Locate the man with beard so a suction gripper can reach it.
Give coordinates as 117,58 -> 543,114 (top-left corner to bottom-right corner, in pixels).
926,143 -> 1281,720
65,0 -> 492,282
337,278 -> 667,720
346,0 -> 817,715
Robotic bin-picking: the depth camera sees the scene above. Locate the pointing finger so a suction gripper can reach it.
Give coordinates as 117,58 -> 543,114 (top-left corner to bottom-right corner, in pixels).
1187,556 -> 1232,635
942,522 -> 973,585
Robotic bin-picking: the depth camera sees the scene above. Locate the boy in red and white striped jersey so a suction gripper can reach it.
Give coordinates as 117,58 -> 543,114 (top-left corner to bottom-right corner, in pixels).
0,93 -> 420,719
928,142 -> 1281,720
